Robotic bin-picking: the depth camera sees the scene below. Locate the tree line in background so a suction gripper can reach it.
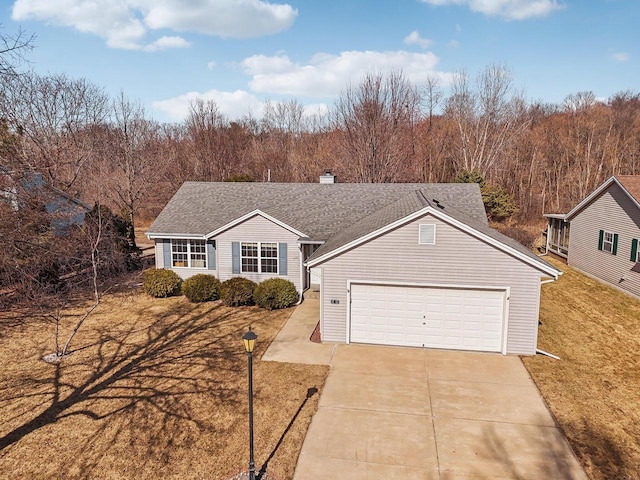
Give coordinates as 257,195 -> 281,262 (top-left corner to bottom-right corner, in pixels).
3,66 -> 640,234
2,21 -> 640,232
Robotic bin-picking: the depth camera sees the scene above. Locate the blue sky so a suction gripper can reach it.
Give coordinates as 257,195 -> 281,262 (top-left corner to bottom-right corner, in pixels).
3,0 -> 638,123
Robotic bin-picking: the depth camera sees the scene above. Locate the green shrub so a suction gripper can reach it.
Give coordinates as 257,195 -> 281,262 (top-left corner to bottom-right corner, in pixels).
219,277 -> 257,307
182,274 -> 220,302
143,269 -> 182,298
454,169 -> 518,222
254,278 -> 299,310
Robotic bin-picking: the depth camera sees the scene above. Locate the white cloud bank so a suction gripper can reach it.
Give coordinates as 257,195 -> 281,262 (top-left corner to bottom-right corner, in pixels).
242,50 -> 448,97
152,89 -> 263,122
152,88 -> 329,122
12,0 -> 297,50
420,0 -> 564,20
153,48 -> 452,121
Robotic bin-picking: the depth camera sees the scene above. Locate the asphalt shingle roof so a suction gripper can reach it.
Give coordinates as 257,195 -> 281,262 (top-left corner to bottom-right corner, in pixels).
148,181 -> 556,275
617,175 -> 640,204
147,181 -> 488,239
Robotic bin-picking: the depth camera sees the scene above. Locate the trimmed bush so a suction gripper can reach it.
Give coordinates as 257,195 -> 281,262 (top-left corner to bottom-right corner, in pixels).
143,269 -> 182,298
182,274 -> 220,302
219,277 -> 257,307
254,278 -> 299,310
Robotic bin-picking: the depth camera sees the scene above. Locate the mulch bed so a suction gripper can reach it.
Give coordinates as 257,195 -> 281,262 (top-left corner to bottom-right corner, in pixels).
309,321 -> 321,343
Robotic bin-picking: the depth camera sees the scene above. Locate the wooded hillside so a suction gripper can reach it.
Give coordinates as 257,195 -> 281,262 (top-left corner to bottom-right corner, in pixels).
2,67 -> 639,228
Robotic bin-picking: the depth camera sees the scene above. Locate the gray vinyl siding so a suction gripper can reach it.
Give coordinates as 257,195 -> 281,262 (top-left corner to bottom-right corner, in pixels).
154,239 -> 218,280
319,214 -> 546,355
567,183 -> 640,298
215,215 -> 302,292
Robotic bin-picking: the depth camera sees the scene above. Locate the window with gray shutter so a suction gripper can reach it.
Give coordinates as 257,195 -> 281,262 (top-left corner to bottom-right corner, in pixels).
232,242 -> 240,274
279,243 -> 288,275
207,240 -> 216,270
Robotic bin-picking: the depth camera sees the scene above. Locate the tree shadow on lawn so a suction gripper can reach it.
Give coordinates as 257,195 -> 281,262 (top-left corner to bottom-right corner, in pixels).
438,414 -> 631,480
256,386 -> 318,480
0,301 -> 251,476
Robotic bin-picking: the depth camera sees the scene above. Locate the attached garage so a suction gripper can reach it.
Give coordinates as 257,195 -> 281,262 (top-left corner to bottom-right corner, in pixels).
349,283 -> 507,353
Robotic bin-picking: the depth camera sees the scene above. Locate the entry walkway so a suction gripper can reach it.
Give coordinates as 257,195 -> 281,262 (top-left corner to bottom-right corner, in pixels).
262,300 -> 589,480
261,298 -> 335,365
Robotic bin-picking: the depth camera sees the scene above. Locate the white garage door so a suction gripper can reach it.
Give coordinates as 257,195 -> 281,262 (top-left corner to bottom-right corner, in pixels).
350,284 -> 505,352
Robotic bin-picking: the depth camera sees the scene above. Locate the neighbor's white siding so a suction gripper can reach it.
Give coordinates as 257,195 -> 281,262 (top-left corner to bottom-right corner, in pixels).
568,182 -> 640,298
319,213 -> 545,355
215,214 -> 302,292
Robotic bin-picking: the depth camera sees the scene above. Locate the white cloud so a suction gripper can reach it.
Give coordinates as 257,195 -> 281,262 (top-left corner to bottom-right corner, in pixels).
144,36 -> 190,52
152,89 -> 263,122
611,52 -> 629,62
207,61 -> 217,70
404,31 -> 433,49
242,50 -> 449,98
420,0 -> 564,20
448,39 -> 460,48
12,0 -> 297,50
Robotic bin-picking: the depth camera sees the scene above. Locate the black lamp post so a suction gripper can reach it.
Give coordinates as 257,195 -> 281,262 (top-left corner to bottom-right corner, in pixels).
242,327 -> 257,480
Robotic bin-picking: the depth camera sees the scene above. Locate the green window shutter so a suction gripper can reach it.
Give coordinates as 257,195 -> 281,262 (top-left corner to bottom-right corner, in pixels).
207,240 -> 216,270
232,242 -> 240,274
163,239 -> 171,268
631,239 -> 638,262
598,230 -> 604,251
279,243 -> 288,275
613,234 -> 619,255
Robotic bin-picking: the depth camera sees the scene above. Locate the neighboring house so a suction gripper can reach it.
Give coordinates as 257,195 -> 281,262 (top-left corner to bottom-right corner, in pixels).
147,173 -> 560,355
1,170 -> 88,232
545,175 -> 640,298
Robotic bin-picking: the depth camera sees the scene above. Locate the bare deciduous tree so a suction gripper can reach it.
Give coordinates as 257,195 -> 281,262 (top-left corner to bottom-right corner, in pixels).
0,72 -> 109,191
445,64 -> 529,178
185,98 -> 229,181
335,71 -> 421,183
0,24 -> 34,77
105,92 -> 158,247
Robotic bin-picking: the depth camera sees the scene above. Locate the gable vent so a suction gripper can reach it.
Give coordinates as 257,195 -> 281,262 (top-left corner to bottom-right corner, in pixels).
419,224 -> 436,245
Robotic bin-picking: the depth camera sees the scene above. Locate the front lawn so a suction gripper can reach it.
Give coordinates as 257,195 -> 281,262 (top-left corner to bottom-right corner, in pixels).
0,284 -> 329,479
523,258 -> 640,480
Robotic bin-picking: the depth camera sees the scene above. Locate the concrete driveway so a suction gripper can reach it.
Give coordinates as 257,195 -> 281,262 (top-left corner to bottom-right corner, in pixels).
293,345 -> 588,479
262,300 -> 588,479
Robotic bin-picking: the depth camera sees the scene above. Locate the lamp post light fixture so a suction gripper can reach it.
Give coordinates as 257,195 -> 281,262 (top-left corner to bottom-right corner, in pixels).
242,326 -> 258,480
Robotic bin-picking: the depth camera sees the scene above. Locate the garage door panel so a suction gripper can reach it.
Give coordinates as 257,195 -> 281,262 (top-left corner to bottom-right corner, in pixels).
350,284 -> 505,353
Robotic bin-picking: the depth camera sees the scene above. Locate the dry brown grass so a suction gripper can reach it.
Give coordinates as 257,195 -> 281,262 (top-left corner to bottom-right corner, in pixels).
0,284 -> 329,479
522,257 -> 640,480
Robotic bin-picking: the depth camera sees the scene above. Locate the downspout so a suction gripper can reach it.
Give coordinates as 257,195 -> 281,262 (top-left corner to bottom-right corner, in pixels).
536,348 -> 560,360
537,276 -> 560,359
297,243 -> 304,305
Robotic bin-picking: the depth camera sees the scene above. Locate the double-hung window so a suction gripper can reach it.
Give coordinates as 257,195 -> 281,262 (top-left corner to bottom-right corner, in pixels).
171,239 -> 207,268
632,239 -> 640,263
241,242 -> 259,272
598,230 -> 617,255
603,231 -> 614,253
241,242 -> 278,273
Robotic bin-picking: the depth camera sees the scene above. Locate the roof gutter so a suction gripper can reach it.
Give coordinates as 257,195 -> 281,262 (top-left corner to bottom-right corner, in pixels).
146,232 -> 207,240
